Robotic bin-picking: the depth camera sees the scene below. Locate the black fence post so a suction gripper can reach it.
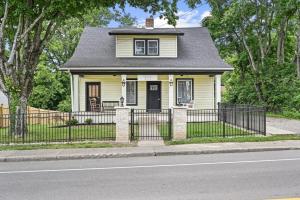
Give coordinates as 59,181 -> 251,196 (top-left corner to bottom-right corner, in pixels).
22,112 -> 25,144
68,112 -> 72,142
130,109 -> 134,141
264,107 -> 267,135
223,108 -> 226,138
168,109 -> 172,140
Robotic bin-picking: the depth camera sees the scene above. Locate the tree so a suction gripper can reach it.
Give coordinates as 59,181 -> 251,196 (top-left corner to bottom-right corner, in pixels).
0,0 -> 202,135
203,0 -> 300,111
29,7 -> 136,111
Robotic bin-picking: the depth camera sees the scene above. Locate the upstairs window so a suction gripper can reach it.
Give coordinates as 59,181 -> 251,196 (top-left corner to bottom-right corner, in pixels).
134,40 -> 145,55
134,39 -> 159,56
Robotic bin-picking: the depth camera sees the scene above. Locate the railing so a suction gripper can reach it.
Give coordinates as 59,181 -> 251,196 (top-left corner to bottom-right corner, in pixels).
0,111 -> 116,144
130,109 -> 172,141
187,104 -> 266,138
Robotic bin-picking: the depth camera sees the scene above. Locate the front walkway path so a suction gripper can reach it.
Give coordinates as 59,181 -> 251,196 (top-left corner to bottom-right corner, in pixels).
267,117 -> 300,135
137,116 -> 164,146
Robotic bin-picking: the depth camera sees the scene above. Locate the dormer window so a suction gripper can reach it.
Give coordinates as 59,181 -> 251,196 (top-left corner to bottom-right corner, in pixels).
134,39 -> 159,56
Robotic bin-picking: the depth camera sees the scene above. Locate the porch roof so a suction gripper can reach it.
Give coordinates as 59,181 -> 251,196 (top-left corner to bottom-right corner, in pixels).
63,27 -> 233,73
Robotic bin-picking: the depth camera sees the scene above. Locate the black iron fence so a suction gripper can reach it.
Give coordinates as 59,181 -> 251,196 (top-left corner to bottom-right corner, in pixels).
187,104 -> 266,138
130,109 -> 172,141
0,111 -> 116,144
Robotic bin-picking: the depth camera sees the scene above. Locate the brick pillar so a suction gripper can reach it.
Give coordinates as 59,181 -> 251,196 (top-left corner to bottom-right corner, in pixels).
115,107 -> 130,143
172,106 -> 187,140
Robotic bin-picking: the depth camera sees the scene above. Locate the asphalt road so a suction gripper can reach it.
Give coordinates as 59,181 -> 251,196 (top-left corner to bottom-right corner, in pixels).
1,150 -> 300,200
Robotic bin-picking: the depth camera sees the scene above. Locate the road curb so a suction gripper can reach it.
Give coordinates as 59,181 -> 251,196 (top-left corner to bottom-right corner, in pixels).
1,147 -> 300,162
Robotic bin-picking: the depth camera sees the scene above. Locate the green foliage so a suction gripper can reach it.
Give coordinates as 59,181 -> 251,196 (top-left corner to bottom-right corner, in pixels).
57,97 -> 72,112
65,118 -> 78,126
85,118 -> 93,125
204,0 -> 300,112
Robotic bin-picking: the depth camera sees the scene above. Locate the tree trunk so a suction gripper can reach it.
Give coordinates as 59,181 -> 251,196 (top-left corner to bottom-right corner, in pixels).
14,96 -> 28,136
277,17 -> 288,64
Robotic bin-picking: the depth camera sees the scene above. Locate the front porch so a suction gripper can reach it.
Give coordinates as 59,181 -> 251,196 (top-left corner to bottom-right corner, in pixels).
71,74 -> 222,112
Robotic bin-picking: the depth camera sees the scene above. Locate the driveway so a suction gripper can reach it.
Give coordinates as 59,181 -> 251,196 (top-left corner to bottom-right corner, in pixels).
267,117 -> 300,134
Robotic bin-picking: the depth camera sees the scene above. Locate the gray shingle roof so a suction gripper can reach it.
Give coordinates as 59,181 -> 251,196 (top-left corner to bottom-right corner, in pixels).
63,27 -> 232,73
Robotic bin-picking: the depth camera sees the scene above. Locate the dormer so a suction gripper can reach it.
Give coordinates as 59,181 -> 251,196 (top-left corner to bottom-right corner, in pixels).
108,18 -> 184,58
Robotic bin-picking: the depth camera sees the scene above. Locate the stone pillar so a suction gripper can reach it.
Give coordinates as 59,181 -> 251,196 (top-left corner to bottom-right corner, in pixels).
115,107 -> 130,143
172,106 -> 187,140
121,75 -> 127,105
168,75 -> 174,108
215,74 -> 221,108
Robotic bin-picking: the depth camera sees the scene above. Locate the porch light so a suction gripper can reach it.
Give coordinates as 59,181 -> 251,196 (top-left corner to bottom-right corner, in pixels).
120,96 -> 124,107
169,77 -> 173,86
122,80 -> 126,87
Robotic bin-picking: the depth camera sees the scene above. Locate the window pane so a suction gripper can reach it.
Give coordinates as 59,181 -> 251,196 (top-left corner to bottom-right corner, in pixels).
135,40 -> 145,55
177,80 -> 192,104
126,81 -> 137,104
148,40 -> 158,55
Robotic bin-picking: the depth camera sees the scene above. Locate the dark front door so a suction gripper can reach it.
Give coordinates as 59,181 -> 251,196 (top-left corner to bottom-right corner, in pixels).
147,81 -> 161,111
86,82 -> 101,111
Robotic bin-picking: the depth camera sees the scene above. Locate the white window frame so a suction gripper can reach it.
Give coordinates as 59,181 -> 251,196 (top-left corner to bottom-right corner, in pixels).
126,80 -> 138,105
147,40 -> 159,56
134,40 -> 145,55
176,79 -> 193,105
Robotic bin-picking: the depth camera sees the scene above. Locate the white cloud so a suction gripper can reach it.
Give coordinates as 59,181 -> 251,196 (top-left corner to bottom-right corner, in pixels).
138,9 -> 211,28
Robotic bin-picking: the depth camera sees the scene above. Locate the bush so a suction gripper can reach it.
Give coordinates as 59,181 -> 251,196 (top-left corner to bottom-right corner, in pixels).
58,97 -> 72,112
65,118 -> 78,126
84,118 -> 93,125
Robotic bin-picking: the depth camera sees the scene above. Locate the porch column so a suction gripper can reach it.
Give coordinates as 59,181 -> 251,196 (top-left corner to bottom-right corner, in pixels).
72,74 -> 80,112
215,74 -> 221,108
168,75 -> 174,108
121,74 -> 127,106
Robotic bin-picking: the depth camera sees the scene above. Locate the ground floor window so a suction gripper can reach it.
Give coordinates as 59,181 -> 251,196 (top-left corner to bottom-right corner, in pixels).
176,79 -> 193,105
126,80 -> 138,105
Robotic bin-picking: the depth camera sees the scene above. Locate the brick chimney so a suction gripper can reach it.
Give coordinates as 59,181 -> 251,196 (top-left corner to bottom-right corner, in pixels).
145,17 -> 154,29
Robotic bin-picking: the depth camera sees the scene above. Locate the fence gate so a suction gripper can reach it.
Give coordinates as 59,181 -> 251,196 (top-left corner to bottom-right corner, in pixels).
130,109 -> 172,141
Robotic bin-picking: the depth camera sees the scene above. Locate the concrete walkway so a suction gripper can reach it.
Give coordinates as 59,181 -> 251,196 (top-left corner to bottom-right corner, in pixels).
1,140 -> 300,162
267,117 -> 300,135
137,116 -> 164,146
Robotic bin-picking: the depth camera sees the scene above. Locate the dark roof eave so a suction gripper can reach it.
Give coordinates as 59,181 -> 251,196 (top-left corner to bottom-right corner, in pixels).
108,32 -> 184,36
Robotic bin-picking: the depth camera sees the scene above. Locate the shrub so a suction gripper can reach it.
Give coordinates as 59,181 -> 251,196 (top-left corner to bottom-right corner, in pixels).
85,118 -> 93,125
65,118 -> 78,126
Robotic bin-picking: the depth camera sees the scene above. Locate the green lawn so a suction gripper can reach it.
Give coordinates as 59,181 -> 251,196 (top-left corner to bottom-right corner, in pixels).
166,134 -> 300,145
0,124 -> 116,144
187,122 -> 256,138
0,142 -> 135,151
267,112 -> 300,120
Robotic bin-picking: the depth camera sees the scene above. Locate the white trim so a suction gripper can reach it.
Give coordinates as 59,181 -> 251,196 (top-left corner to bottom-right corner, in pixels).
134,40 -> 145,55
168,75 -> 174,108
215,75 -> 221,108
121,74 -> 127,105
72,75 -> 79,112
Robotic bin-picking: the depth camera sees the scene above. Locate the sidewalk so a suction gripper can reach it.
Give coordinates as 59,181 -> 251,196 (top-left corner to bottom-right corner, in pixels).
1,140 -> 300,162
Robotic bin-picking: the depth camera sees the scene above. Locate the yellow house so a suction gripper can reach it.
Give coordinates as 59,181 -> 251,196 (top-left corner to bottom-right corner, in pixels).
62,18 -> 232,112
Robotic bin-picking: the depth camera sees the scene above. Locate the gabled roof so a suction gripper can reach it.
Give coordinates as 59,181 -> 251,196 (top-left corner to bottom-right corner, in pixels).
63,27 -> 232,73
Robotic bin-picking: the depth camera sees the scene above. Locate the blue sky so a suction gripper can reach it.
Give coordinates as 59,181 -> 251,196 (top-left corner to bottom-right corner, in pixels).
109,1 -> 211,28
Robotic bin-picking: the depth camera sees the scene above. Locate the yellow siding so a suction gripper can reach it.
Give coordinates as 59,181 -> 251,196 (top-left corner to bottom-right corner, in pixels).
174,75 -> 215,109
116,35 -> 177,57
78,75 -> 214,111
79,75 -> 121,111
